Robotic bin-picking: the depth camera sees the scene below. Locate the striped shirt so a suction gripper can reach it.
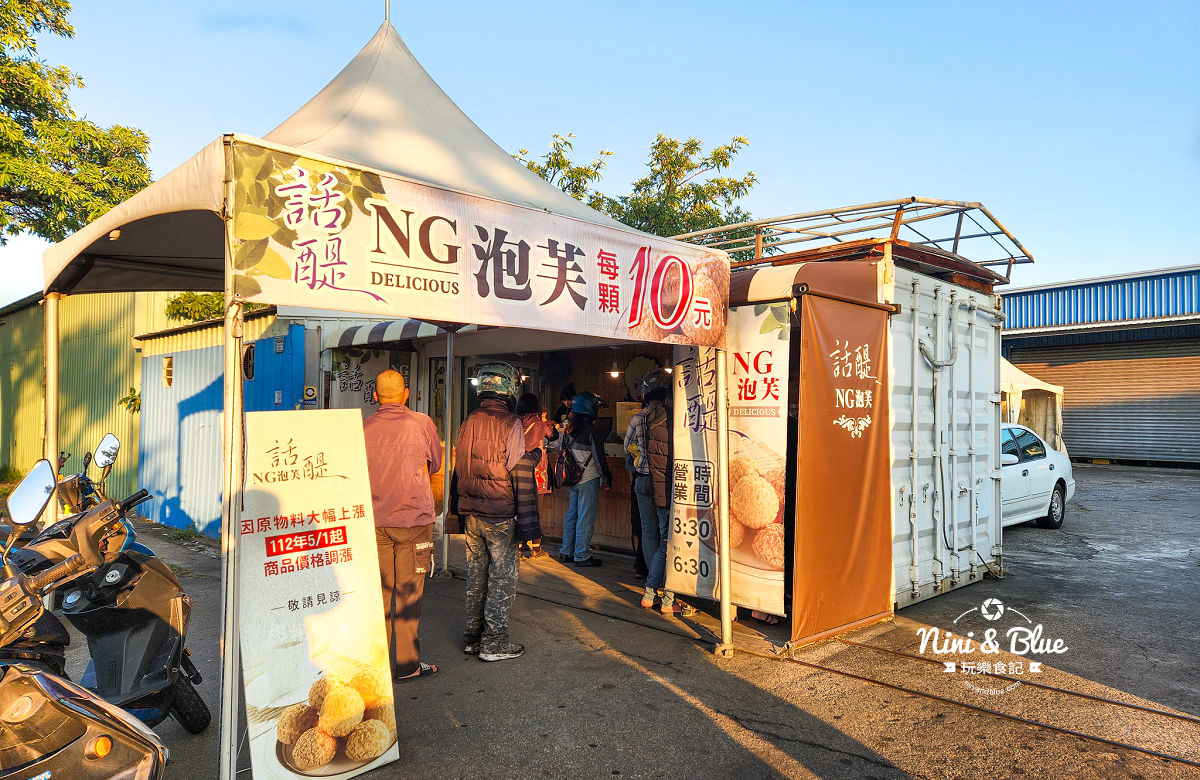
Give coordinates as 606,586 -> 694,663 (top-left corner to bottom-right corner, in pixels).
623,407 -> 650,475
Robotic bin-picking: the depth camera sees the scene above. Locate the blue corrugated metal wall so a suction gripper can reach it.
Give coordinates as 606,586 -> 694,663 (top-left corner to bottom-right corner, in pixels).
1003,267 -> 1200,331
138,325 -> 305,537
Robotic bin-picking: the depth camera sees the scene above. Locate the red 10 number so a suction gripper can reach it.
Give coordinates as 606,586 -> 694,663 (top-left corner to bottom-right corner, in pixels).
627,246 -> 694,331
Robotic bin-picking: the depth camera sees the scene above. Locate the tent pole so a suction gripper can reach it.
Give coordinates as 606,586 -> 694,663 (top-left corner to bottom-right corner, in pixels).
43,292 -> 61,524
218,138 -> 245,780
439,329 -> 455,577
714,347 -> 735,657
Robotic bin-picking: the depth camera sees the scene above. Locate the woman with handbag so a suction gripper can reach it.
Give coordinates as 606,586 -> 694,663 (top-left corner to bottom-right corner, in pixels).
516,393 -> 556,559
556,391 -> 612,567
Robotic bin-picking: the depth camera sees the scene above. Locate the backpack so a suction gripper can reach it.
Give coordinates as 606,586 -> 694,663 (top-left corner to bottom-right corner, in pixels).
554,434 -> 593,487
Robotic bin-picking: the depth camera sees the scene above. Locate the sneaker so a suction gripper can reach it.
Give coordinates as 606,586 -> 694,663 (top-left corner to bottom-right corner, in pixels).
463,643 -> 480,655
559,553 -> 574,563
574,557 -> 603,568
479,643 -> 524,662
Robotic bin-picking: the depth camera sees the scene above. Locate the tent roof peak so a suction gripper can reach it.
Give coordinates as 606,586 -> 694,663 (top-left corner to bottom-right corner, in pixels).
262,21 -> 623,228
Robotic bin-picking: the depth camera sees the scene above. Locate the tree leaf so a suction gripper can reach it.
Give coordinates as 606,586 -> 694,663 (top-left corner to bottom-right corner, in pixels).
754,304 -> 767,316
273,223 -> 298,247
233,238 -> 268,270
359,171 -> 384,195
760,318 -> 780,334
777,327 -> 790,341
233,274 -> 262,299
233,211 -> 278,240
255,246 -> 292,279
770,305 -> 789,323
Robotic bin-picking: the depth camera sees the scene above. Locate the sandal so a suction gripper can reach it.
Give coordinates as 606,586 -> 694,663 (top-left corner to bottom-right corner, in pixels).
750,610 -> 781,626
661,602 -> 697,617
394,662 -> 439,683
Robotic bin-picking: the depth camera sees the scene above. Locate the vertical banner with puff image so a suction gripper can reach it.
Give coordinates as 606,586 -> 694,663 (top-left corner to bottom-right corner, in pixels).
667,304 -> 789,616
241,409 -> 398,779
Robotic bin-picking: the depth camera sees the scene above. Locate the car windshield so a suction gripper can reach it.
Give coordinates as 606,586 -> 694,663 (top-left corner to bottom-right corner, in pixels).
1014,429 -> 1046,460
1001,429 -> 1019,458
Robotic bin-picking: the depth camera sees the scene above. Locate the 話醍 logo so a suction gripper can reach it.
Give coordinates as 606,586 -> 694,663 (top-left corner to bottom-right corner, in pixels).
916,598 -> 1068,695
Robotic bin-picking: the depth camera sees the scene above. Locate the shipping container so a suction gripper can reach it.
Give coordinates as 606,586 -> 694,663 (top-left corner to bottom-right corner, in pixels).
727,236 -> 1008,642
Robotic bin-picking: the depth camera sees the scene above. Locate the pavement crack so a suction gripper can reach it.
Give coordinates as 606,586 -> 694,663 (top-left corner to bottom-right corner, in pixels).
718,710 -> 896,769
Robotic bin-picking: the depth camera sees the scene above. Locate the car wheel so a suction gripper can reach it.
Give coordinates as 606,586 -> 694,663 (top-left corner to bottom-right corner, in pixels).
1037,483 -> 1066,529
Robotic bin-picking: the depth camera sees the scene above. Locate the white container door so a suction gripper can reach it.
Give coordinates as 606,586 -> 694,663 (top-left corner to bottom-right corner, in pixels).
887,265 -> 1003,607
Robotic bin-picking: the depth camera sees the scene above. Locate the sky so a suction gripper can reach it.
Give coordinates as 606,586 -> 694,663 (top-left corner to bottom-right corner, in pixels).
2,0 -> 1198,306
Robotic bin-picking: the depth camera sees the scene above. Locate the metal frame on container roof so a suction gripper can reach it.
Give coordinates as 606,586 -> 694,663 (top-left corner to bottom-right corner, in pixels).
674,196 -> 1033,282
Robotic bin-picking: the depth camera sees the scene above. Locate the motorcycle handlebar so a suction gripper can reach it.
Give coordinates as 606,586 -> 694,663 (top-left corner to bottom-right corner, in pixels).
119,489 -> 150,514
28,554 -> 84,593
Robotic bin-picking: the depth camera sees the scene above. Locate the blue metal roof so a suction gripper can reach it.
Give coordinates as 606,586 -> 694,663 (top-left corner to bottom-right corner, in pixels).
1001,265 -> 1200,332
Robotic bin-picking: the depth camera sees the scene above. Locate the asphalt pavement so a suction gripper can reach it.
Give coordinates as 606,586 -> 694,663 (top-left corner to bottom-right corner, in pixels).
71,464 -> 1199,779
904,463 -> 1200,715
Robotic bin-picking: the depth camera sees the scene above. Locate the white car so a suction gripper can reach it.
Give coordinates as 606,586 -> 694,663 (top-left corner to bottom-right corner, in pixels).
1000,423 -> 1076,529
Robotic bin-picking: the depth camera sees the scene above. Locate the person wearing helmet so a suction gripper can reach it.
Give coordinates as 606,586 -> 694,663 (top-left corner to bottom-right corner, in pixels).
630,369 -> 693,615
451,362 -> 530,662
559,390 -> 613,566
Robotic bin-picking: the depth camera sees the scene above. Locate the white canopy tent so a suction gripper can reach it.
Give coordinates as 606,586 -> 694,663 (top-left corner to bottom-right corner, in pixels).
41,20 -> 734,780
1001,358 -> 1067,454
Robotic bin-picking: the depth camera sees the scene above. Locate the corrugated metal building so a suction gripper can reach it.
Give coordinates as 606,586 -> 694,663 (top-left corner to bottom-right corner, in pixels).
0,291 -> 176,496
135,307 -> 395,537
1001,265 -> 1200,463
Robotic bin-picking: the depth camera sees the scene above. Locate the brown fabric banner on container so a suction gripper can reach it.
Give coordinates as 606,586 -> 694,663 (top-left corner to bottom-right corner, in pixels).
792,294 -> 893,645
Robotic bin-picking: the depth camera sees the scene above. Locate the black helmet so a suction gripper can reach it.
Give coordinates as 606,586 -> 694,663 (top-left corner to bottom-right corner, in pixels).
639,368 -> 672,399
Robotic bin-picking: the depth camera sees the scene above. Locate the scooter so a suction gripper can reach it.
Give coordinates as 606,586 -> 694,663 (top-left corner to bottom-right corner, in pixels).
0,458 -> 169,779
4,434 -> 211,734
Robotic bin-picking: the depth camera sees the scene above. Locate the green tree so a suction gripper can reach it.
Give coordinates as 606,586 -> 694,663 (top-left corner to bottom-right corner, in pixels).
0,1 -> 152,243
164,292 -> 265,323
601,134 -> 756,240
519,132 -> 766,260
515,133 -> 611,210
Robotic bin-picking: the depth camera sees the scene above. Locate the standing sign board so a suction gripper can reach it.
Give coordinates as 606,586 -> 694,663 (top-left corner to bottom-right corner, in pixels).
667,304 -> 790,615
230,141 -> 729,349
241,409 -> 398,778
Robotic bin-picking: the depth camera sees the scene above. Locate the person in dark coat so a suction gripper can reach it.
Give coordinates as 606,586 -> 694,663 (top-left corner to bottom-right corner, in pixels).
641,369 -> 694,616
451,362 -> 528,662
551,383 -> 576,427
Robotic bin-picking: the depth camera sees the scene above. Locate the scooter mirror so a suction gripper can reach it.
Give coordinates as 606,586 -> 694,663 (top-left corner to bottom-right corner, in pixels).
5,459 -> 56,526
93,433 -> 120,469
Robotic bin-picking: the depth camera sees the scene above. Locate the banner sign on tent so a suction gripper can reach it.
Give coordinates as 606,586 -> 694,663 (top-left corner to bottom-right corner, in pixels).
241,409 -> 398,779
230,141 -> 729,347
666,303 -> 790,615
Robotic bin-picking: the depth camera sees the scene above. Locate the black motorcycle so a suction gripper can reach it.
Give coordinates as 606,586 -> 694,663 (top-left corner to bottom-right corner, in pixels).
5,434 -> 210,734
0,458 -> 169,779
